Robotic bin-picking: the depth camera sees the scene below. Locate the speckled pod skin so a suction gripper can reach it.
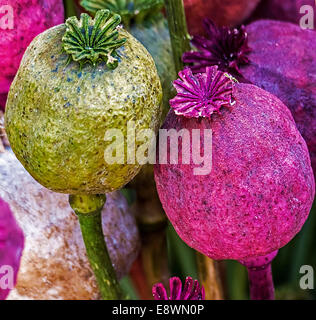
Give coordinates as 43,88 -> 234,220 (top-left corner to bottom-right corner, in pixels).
154,83 -> 315,261
0,149 -> 140,300
183,0 -> 260,36
241,20 -> 316,177
5,24 -> 162,194
249,0 -> 315,24
0,0 -> 64,110
76,1 -> 175,121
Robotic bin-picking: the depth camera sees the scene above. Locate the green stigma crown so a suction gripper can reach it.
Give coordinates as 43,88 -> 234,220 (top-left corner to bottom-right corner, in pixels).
62,9 -> 126,69
80,0 -> 164,26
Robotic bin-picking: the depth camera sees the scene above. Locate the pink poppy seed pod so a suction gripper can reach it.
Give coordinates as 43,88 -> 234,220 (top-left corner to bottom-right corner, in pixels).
154,66 -> 315,299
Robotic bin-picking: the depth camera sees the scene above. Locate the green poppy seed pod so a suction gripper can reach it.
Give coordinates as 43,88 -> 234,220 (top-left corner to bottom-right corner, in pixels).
5,10 -> 162,194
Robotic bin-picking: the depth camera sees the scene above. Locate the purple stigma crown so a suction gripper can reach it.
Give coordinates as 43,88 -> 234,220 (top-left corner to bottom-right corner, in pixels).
170,66 -> 234,118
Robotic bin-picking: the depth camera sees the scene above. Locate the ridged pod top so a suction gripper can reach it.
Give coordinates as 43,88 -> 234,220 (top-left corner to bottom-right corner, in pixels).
170,66 -> 236,118
62,9 -> 126,68
80,0 -> 164,26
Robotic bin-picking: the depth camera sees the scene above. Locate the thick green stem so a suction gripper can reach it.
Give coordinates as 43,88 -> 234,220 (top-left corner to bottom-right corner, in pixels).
164,0 -> 191,73
69,194 -> 123,300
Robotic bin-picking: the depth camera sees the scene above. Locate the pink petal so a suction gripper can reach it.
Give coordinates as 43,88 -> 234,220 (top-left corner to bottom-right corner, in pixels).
169,277 -> 182,300
152,283 -> 168,300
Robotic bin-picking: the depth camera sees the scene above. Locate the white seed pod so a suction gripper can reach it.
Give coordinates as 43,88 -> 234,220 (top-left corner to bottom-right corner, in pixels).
0,149 -> 140,300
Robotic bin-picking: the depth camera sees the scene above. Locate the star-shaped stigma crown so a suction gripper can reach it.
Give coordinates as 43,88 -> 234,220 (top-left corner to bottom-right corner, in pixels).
153,277 -> 205,300
62,9 -> 126,69
170,66 -> 235,118
183,19 -> 251,76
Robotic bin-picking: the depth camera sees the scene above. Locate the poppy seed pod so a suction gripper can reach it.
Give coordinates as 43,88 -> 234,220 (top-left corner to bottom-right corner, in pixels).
154,66 -> 315,261
5,10 -> 162,194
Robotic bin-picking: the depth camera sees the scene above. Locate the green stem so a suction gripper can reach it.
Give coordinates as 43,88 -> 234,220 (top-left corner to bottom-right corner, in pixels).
63,0 -> 77,18
164,0 -> 191,73
69,194 -> 124,300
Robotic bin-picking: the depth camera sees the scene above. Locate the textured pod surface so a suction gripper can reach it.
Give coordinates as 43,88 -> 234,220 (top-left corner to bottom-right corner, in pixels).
0,149 -> 140,300
5,24 -> 162,194
77,0 -> 174,121
249,0 -> 315,24
154,83 -> 315,261
183,0 -> 260,36
0,0 -> 64,110
241,20 -> 316,176
0,197 -> 24,300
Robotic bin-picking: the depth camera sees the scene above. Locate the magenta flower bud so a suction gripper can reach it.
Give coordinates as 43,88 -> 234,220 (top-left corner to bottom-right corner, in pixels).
153,277 -> 205,300
183,19 -> 251,77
